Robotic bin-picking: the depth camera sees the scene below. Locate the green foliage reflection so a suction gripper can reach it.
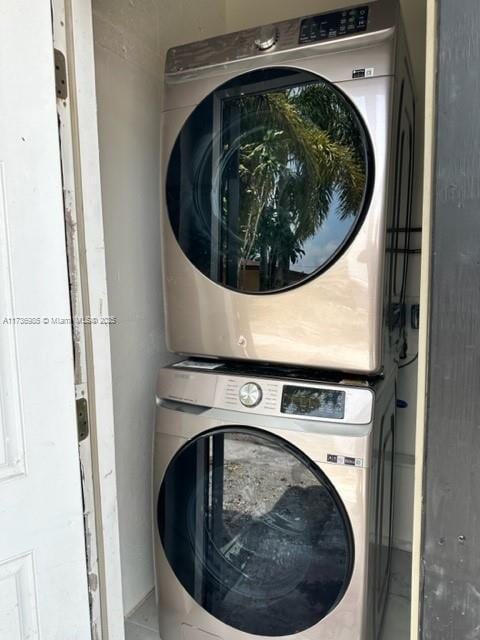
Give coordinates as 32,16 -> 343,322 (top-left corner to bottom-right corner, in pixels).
221,82 -> 367,291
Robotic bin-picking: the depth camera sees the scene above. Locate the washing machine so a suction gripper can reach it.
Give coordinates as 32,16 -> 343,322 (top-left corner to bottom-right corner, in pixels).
153,360 -> 396,640
161,0 -> 415,375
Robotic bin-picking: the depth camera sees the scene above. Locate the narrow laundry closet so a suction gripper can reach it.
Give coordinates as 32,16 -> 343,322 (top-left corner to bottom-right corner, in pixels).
90,1 -> 427,638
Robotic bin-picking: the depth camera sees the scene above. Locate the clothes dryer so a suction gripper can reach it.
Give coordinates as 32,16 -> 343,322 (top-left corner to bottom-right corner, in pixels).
161,0 -> 415,374
153,360 -> 397,640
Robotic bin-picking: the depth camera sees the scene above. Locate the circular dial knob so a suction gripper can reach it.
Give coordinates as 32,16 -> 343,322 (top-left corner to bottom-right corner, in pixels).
239,382 -> 263,408
254,26 -> 278,51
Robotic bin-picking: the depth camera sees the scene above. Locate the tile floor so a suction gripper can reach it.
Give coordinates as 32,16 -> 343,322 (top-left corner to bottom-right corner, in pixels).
125,591 -> 159,640
125,549 -> 411,640
382,548 -> 412,640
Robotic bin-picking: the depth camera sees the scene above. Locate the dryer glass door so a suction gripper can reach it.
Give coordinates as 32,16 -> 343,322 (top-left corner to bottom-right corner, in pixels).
166,67 -> 372,293
158,428 -> 354,636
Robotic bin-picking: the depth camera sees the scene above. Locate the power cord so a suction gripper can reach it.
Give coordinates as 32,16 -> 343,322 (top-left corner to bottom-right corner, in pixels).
399,353 -> 418,369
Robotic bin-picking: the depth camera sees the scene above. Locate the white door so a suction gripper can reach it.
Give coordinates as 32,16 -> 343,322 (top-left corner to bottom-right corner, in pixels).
0,2 -> 91,639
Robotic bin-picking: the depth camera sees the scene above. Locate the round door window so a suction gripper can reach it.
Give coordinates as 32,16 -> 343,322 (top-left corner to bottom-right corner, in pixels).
166,67 -> 373,293
158,428 -> 354,636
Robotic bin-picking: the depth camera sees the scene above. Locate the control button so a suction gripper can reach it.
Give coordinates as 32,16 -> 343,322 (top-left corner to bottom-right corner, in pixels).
239,382 -> 263,408
254,25 -> 278,51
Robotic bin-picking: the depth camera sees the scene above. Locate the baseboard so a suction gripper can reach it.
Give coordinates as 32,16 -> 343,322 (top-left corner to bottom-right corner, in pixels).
124,587 -> 155,620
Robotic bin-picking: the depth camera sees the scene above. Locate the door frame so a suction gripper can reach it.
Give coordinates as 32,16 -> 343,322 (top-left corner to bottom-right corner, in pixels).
410,0 -> 437,638
52,1 -> 124,638
60,2 -> 437,639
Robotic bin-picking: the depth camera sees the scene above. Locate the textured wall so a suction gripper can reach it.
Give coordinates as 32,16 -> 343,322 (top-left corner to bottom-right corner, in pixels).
92,0 -> 226,614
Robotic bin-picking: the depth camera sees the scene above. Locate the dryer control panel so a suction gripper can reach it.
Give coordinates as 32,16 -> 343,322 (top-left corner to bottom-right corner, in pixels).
299,6 -> 369,44
165,0 -> 394,77
160,362 -> 374,425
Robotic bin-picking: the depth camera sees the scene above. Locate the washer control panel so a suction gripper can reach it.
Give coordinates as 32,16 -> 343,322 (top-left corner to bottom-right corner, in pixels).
160,363 -> 374,425
239,382 -> 263,407
215,375 -> 373,424
281,384 -> 345,420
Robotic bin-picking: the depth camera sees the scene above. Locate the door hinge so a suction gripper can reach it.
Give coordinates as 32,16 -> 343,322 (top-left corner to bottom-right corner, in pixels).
77,397 -> 89,442
54,48 -> 68,99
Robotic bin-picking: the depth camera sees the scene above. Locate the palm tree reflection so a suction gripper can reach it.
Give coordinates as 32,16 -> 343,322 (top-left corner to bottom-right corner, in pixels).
220,82 -> 367,291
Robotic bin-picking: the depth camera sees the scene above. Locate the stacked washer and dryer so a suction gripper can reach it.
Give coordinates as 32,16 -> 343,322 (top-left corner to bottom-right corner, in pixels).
154,1 -> 415,639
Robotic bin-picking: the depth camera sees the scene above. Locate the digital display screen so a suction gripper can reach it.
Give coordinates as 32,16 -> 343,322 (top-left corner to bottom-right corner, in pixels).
281,385 -> 346,420
299,6 -> 369,44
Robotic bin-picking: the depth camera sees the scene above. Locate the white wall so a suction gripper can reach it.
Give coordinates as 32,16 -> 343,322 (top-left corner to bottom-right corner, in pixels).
92,0 -> 226,615
225,0 -> 426,551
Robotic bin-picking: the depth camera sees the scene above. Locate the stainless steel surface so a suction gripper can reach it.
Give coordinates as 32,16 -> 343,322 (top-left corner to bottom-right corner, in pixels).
153,366 -> 396,640
157,365 -> 375,425
165,0 -> 397,77
154,424 -> 370,640
254,25 -> 278,51
162,37 -> 394,102
160,0 -> 411,374
239,382 -> 263,407
161,73 -> 391,373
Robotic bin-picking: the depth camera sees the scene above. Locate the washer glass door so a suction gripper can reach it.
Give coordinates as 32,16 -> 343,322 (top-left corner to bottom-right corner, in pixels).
166,67 -> 372,293
158,428 -> 354,636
